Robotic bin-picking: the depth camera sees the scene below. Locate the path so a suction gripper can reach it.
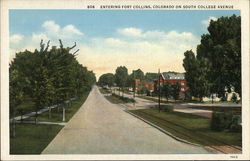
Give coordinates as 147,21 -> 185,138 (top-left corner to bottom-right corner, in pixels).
42,86 -> 211,154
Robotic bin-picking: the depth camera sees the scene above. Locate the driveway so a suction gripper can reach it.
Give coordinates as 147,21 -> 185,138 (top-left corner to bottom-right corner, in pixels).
42,86 -> 211,154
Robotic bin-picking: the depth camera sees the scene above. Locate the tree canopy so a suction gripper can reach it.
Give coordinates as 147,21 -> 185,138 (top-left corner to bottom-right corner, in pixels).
183,15 -> 241,100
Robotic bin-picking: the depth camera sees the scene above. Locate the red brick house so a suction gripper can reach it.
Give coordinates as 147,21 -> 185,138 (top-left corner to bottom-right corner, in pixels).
154,72 -> 188,98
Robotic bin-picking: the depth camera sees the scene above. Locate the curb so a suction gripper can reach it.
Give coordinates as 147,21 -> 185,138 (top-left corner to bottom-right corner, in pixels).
125,110 -> 202,147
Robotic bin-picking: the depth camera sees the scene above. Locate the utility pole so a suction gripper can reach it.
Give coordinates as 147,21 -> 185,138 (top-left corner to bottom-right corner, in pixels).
158,69 -> 161,112
133,70 -> 135,106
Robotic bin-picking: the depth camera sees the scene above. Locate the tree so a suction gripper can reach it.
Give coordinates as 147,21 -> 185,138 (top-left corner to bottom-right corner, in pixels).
98,73 -> 114,88
9,39 -> 96,130
115,66 -> 128,96
197,15 -> 241,98
183,50 -> 211,102
162,82 -> 171,102
171,82 -> 181,101
145,72 -> 158,82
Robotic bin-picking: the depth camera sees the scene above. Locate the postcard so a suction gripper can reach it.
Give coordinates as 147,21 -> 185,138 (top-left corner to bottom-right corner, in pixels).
1,0 -> 249,160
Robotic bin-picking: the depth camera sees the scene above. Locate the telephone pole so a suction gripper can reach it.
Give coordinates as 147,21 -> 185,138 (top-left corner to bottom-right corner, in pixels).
158,69 -> 161,112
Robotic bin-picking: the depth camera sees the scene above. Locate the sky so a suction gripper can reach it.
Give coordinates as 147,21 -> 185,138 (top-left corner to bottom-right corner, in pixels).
9,10 -> 240,79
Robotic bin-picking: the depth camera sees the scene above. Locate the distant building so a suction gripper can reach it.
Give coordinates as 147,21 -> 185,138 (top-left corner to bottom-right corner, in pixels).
133,79 -> 154,92
154,72 -> 188,98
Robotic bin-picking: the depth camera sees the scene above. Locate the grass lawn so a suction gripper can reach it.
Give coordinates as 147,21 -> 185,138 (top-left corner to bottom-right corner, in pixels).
130,109 -> 241,147
23,92 -> 89,123
105,94 -> 135,104
99,87 -> 111,94
10,124 -> 63,154
10,91 -> 90,154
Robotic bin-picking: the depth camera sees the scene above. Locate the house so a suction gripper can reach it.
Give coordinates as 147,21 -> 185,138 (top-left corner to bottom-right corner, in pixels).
154,72 -> 188,98
133,79 -> 154,92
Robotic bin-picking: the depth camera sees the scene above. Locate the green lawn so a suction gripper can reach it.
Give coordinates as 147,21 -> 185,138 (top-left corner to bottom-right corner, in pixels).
105,94 -> 135,104
130,109 -> 241,147
10,92 -> 90,154
99,87 -> 111,94
22,93 -> 89,123
10,124 -> 63,154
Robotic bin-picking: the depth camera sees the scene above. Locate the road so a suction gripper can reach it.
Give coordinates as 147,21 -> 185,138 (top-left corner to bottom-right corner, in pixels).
42,86 -> 211,154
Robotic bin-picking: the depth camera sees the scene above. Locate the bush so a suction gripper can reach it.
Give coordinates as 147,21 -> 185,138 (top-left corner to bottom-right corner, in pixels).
111,93 -> 135,103
211,112 -> 236,131
229,115 -> 242,132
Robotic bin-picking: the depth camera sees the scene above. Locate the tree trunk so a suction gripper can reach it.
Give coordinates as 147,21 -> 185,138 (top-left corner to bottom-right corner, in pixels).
35,110 -> 38,124
62,106 -> 65,122
20,111 -> 23,123
12,118 -> 16,138
49,107 -> 51,119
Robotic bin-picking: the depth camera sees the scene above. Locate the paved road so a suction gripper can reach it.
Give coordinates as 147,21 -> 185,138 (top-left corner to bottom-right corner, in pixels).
42,86 -> 211,154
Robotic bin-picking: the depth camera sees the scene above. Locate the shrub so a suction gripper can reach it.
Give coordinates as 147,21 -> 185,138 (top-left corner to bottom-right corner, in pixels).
229,115 -> 242,132
211,112 -> 235,131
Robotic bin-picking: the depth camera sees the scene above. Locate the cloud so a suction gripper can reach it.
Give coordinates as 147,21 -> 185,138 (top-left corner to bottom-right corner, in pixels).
76,28 -> 199,78
9,20 -> 84,62
10,34 -> 24,44
201,16 -> 217,26
63,25 -> 83,36
10,24 -> 199,79
117,27 -> 142,37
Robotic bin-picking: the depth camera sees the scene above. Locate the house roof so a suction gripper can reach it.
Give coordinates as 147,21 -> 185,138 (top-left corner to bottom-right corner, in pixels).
162,72 -> 185,80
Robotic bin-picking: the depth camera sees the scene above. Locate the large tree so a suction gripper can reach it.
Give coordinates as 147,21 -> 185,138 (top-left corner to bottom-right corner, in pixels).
9,39 -> 96,131
183,15 -> 241,101
162,82 -> 171,102
115,66 -> 128,96
197,15 -> 241,97
183,50 -> 211,102
98,73 -> 115,88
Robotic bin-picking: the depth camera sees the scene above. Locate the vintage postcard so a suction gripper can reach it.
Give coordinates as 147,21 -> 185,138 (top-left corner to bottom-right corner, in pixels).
1,0 -> 249,160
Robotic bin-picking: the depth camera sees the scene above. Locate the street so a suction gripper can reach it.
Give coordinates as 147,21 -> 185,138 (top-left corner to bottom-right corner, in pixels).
42,86 -> 211,154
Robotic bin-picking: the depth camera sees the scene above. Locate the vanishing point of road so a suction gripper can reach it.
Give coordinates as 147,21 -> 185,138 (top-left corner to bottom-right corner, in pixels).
42,86 -> 211,154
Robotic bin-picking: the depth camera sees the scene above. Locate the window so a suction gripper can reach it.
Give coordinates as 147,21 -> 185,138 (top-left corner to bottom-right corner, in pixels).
181,88 -> 185,91
181,82 -> 185,85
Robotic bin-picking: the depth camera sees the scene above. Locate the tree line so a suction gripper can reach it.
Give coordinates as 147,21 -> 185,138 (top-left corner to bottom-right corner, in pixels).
10,40 -> 96,126
98,67 -> 182,101
183,15 -> 241,102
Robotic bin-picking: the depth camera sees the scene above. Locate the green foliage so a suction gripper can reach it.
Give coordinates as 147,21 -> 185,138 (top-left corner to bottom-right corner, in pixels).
144,72 -> 158,82
171,82 -> 181,101
9,40 -> 96,119
115,66 -> 128,89
229,115 -> 242,132
137,85 -> 147,95
110,93 -> 135,103
98,73 -> 114,87
210,112 -> 236,132
162,83 -> 171,102
183,15 -> 241,100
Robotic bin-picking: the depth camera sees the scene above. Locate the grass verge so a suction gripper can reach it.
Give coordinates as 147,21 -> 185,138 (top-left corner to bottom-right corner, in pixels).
10,91 -> 90,154
105,94 -> 135,104
129,108 -> 241,147
22,92 -> 89,123
10,124 -> 63,154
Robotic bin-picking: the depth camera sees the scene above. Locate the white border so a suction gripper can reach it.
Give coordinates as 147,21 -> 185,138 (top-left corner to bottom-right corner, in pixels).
1,0 -> 249,160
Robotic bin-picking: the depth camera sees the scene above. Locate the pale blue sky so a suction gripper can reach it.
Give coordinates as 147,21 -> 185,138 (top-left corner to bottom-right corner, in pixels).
9,10 -> 240,78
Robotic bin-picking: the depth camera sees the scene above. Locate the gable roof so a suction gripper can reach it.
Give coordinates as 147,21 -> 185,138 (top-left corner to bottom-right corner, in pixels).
162,72 -> 185,80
